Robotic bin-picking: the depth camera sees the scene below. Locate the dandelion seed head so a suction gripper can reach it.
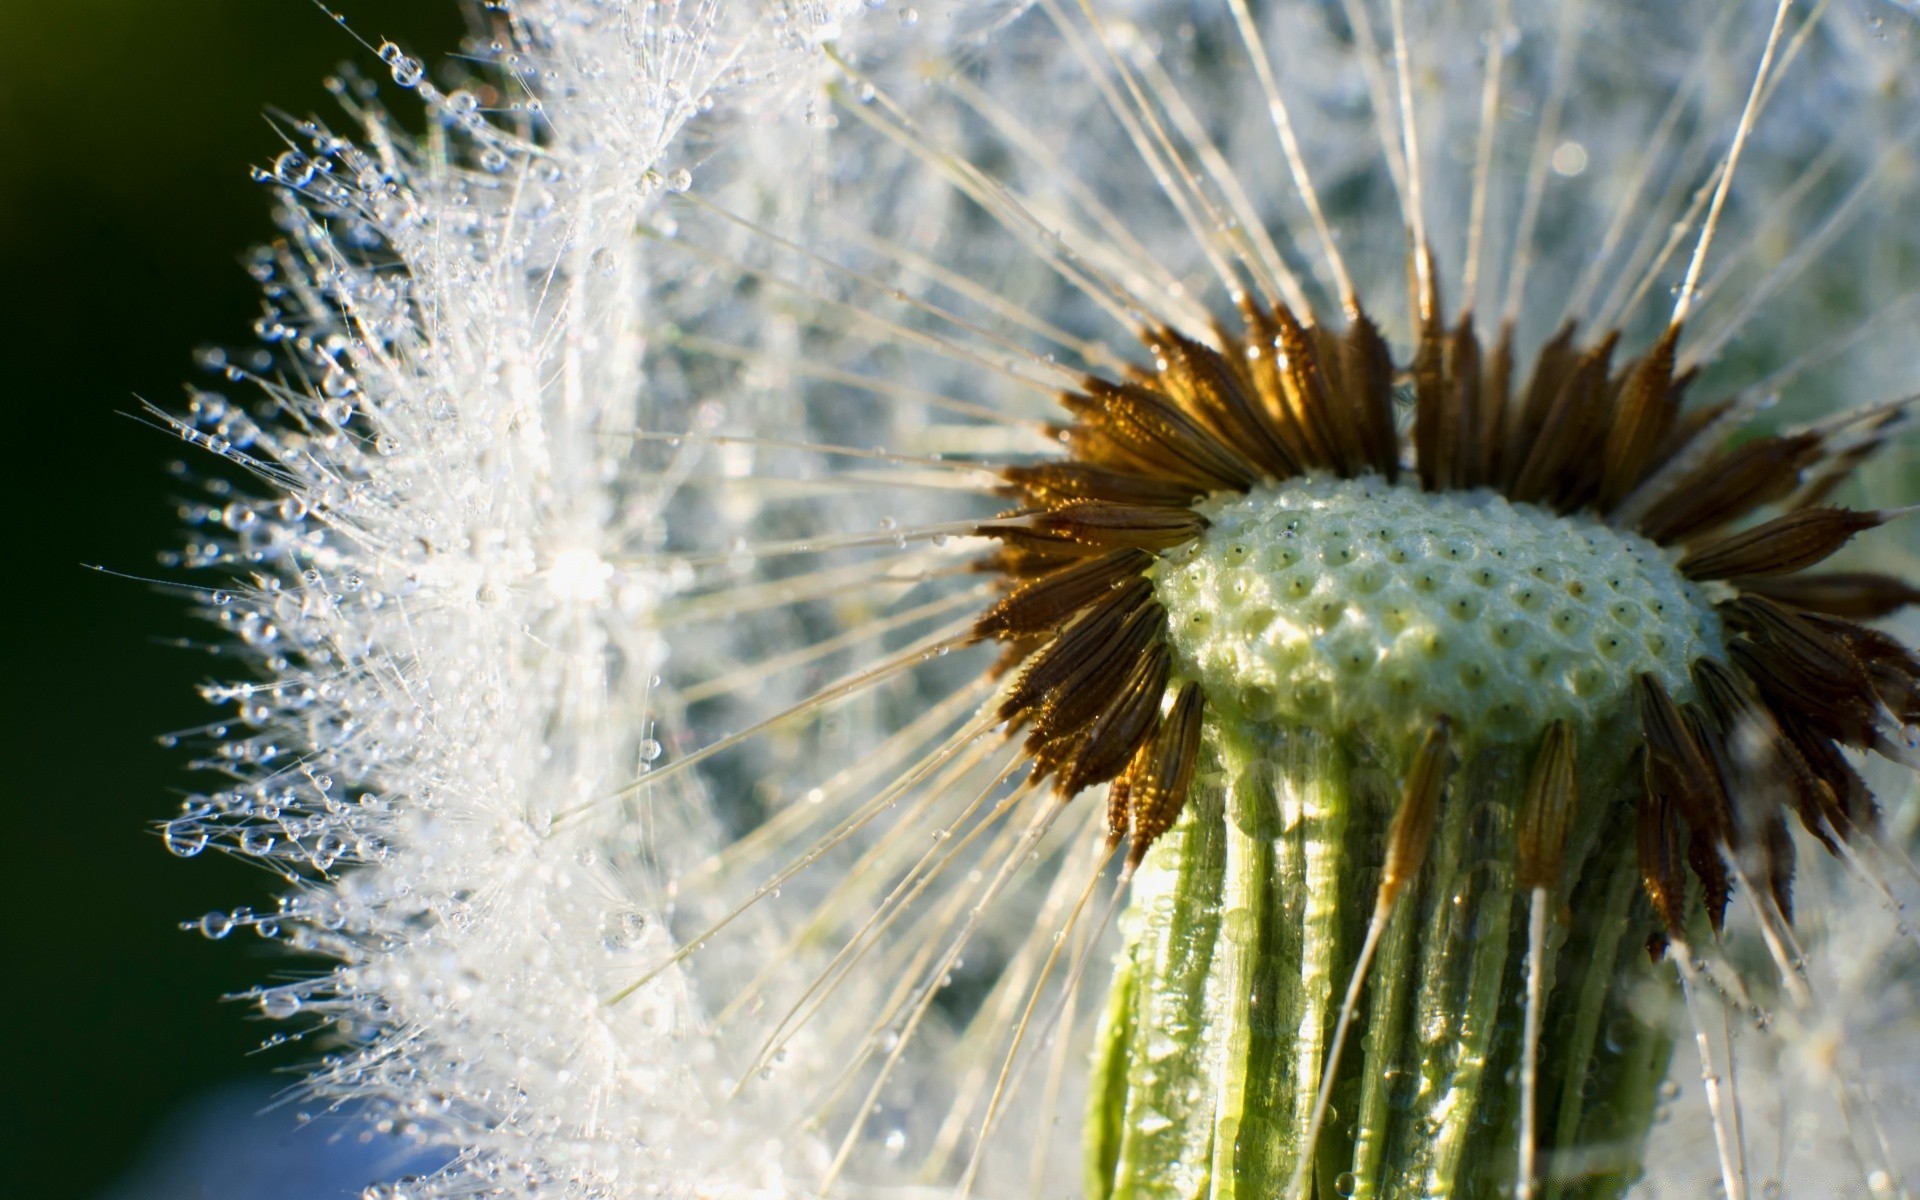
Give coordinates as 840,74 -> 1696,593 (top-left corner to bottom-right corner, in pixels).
164,0 -> 1920,1195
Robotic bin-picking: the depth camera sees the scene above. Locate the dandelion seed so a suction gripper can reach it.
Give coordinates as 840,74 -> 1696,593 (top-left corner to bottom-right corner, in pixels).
164,1 -> 1920,1198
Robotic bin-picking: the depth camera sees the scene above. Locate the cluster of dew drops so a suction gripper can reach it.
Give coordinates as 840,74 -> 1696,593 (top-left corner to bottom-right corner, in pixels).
155,0 -> 789,1062
157,0 -> 951,1101
156,22 -> 564,1037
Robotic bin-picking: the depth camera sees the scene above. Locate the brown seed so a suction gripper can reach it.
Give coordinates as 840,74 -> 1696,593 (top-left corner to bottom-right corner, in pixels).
1733,571 -> 1920,620
1691,657 -> 1832,853
1500,321 -> 1578,491
1021,500 -> 1208,551
1064,378 -> 1259,492
974,548 -> 1154,640
1150,327 -> 1299,480
1125,682 -> 1205,866
1632,390 -> 1726,497
1000,461 -> 1201,509
1637,784 -> 1690,938
1678,507 -> 1884,581
1060,644 -> 1172,797
1792,410 -> 1902,510
1380,716 -> 1453,904
1025,605 -> 1164,770
1343,310 -> 1401,480
1509,331 -> 1619,508
1599,323 -> 1682,511
1517,721 -> 1577,891
1721,597 -> 1881,740
1411,299 -> 1450,491
1637,432 -> 1825,545
1770,706 -> 1880,842
1270,302 -> 1364,475
1105,767 -> 1133,848
998,577 -> 1153,723
1729,636 -> 1880,751
1237,301 -> 1332,470
976,524 -> 1112,573
1635,674 -> 1733,846
1812,616 -> 1920,725
1479,320 -> 1515,485
1686,824 -> 1734,933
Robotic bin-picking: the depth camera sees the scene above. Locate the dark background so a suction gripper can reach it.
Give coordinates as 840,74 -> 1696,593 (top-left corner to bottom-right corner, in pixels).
1,4 -> 465,1196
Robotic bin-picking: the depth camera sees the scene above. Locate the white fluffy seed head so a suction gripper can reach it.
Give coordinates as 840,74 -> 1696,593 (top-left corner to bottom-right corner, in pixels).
1154,476 -> 1724,750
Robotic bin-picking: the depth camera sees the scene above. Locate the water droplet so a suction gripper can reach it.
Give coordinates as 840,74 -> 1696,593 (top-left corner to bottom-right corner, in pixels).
199,911 -> 233,939
600,909 -> 647,951
313,831 -> 346,871
1550,140 -> 1589,177
384,49 -> 425,88
260,990 -> 302,1019
638,738 -> 663,762
665,168 -> 692,193
320,368 -> 357,399
273,151 -> 315,187
165,820 -> 209,857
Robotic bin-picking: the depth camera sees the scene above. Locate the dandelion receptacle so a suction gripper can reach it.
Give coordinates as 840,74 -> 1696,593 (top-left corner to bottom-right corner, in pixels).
160,1 -> 1920,1197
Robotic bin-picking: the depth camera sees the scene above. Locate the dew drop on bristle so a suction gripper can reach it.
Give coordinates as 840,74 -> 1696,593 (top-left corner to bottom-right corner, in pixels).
164,820 -> 208,857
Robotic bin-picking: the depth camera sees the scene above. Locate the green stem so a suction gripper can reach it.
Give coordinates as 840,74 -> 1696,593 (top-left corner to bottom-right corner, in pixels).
1087,717 -> 1676,1200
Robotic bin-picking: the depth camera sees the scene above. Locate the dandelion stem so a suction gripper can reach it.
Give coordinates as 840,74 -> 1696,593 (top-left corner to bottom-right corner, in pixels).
1087,716 -> 1677,1199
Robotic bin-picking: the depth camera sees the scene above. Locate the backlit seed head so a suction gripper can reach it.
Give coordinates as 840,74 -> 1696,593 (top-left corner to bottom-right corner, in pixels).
1154,475 -> 1724,748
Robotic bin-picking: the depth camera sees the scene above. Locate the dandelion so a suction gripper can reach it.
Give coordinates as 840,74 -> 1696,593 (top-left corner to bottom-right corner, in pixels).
162,1 -> 1920,1198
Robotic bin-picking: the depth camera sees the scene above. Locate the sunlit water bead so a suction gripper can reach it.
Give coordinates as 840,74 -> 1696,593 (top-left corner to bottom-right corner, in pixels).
164,817 -> 210,857
1153,475 -> 1726,750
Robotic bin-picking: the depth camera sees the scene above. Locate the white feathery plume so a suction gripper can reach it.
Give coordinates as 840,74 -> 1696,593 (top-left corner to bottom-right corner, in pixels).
163,1 -> 1920,1197
162,2 -> 866,1194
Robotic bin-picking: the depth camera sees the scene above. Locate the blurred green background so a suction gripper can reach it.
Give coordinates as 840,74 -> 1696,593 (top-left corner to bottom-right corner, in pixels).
0,3 -> 463,1197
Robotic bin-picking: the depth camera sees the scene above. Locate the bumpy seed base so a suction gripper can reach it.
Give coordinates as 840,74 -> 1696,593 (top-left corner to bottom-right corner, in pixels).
1152,475 -> 1725,748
